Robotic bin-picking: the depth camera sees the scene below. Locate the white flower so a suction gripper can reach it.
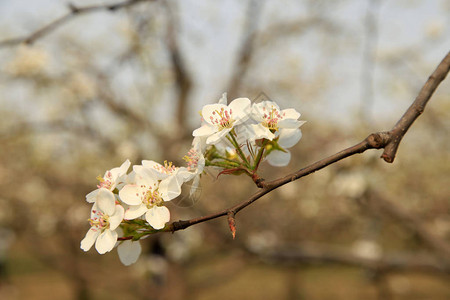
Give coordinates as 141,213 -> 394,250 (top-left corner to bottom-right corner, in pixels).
117,240 -> 142,266
266,127 -> 304,167
138,160 -> 188,201
119,168 -> 171,230
250,101 -> 305,141
86,159 -> 131,204
250,101 -> 305,167
182,137 -> 206,196
80,201 -> 124,254
193,93 -> 251,145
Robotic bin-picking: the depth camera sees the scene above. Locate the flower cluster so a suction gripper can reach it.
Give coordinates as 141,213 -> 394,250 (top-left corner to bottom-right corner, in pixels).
81,93 -> 305,265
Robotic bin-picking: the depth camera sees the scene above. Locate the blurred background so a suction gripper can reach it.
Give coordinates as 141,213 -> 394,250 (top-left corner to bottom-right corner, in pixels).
0,0 -> 449,299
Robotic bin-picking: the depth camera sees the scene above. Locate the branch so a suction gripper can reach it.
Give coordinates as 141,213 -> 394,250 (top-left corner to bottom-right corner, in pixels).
0,0 -> 155,48
156,51 -> 450,234
381,51 -> 450,162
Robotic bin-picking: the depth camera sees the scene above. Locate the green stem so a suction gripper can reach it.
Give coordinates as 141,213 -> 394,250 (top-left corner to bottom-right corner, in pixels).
228,131 -> 250,167
253,146 -> 265,171
206,160 -> 241,168
214,155 -> 242,165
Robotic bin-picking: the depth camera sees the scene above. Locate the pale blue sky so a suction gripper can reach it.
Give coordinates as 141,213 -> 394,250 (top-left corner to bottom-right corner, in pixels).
0,0 -> 448,127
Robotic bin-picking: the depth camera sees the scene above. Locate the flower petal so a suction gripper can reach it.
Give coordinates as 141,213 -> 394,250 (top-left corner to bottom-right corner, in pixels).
80,228 -> 100,252
107,159 -> 131,181
229,97 -> 251,124
250,123 -> 275,141
206,129 -> 229,145
134,164 -> 166,181
251,101 -> 280,122
124,204 -> 147,220
193,123 -> 215,137
86,189 -> 99,203
95,229 -> 118,254
109,205 -> 125,230
97,188 -> 116,215
281,108 -> 301,120
267,150 -> 291,167
117,240 -> 142,266
190,175 -> 201,197
146,206 -> 170,230
159,175 -> 183,201
119,184 -> 143,205
278,128 -> 303,148
218,93 -> 228,105
202,103 -> 228,126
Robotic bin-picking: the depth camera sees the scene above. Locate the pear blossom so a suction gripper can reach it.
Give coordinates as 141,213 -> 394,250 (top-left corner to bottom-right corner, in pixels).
80,200 -> 124,254
266,127 -> 304,166
193,93 -> 251,145
182,137 -> 206,196
250,101 -> 305,141
119,169 -> 171,229
86,159 -> 131,204
80,92 -> 308,264
249,101 -> 305,167
139,160 -> 188,201
117,240 -> 142,266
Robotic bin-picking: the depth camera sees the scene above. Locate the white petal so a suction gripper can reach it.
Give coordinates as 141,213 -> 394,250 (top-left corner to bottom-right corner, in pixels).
206,129 -> 229,145
250,123 -> 275,141
278,128 -> 303,148
109,205 -> 125,230
177,167 -> 194,182
192,124 -> 215,137
117,240 -> 142,266
118,159 -> 131,175
124,170 -> 137,184
218,93 -> 228,105
281,108 -> 301,120
159,175 -> 183,201
86,189 -> 99,203
278,119 -> 303,129
119,184 -> 143,205
95,230 -> 118,254
80,228 -> 100,252
97,188 -> 116,215
229,97 -> 251,123
124,204 -> 148,220
108,159 -> 131,180
251,101 -> 280,122
192,136 -> 207,153
267,150 -> 291,167
134,164 -> 166,181
146,206 -> 170,230
141,160 -> 161,169
202,103 -> 228,126
190,175 -> 201,197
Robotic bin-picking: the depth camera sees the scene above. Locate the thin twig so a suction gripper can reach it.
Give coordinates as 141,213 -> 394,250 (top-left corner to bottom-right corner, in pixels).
0,0 -> 154,48
156,51 -> 450,235
381,51 -> 450,162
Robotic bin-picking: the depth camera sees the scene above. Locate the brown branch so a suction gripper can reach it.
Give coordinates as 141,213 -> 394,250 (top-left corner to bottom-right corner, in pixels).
0,0 -> 155,48
381,51 -> 450,162
154,51 -> 450,235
